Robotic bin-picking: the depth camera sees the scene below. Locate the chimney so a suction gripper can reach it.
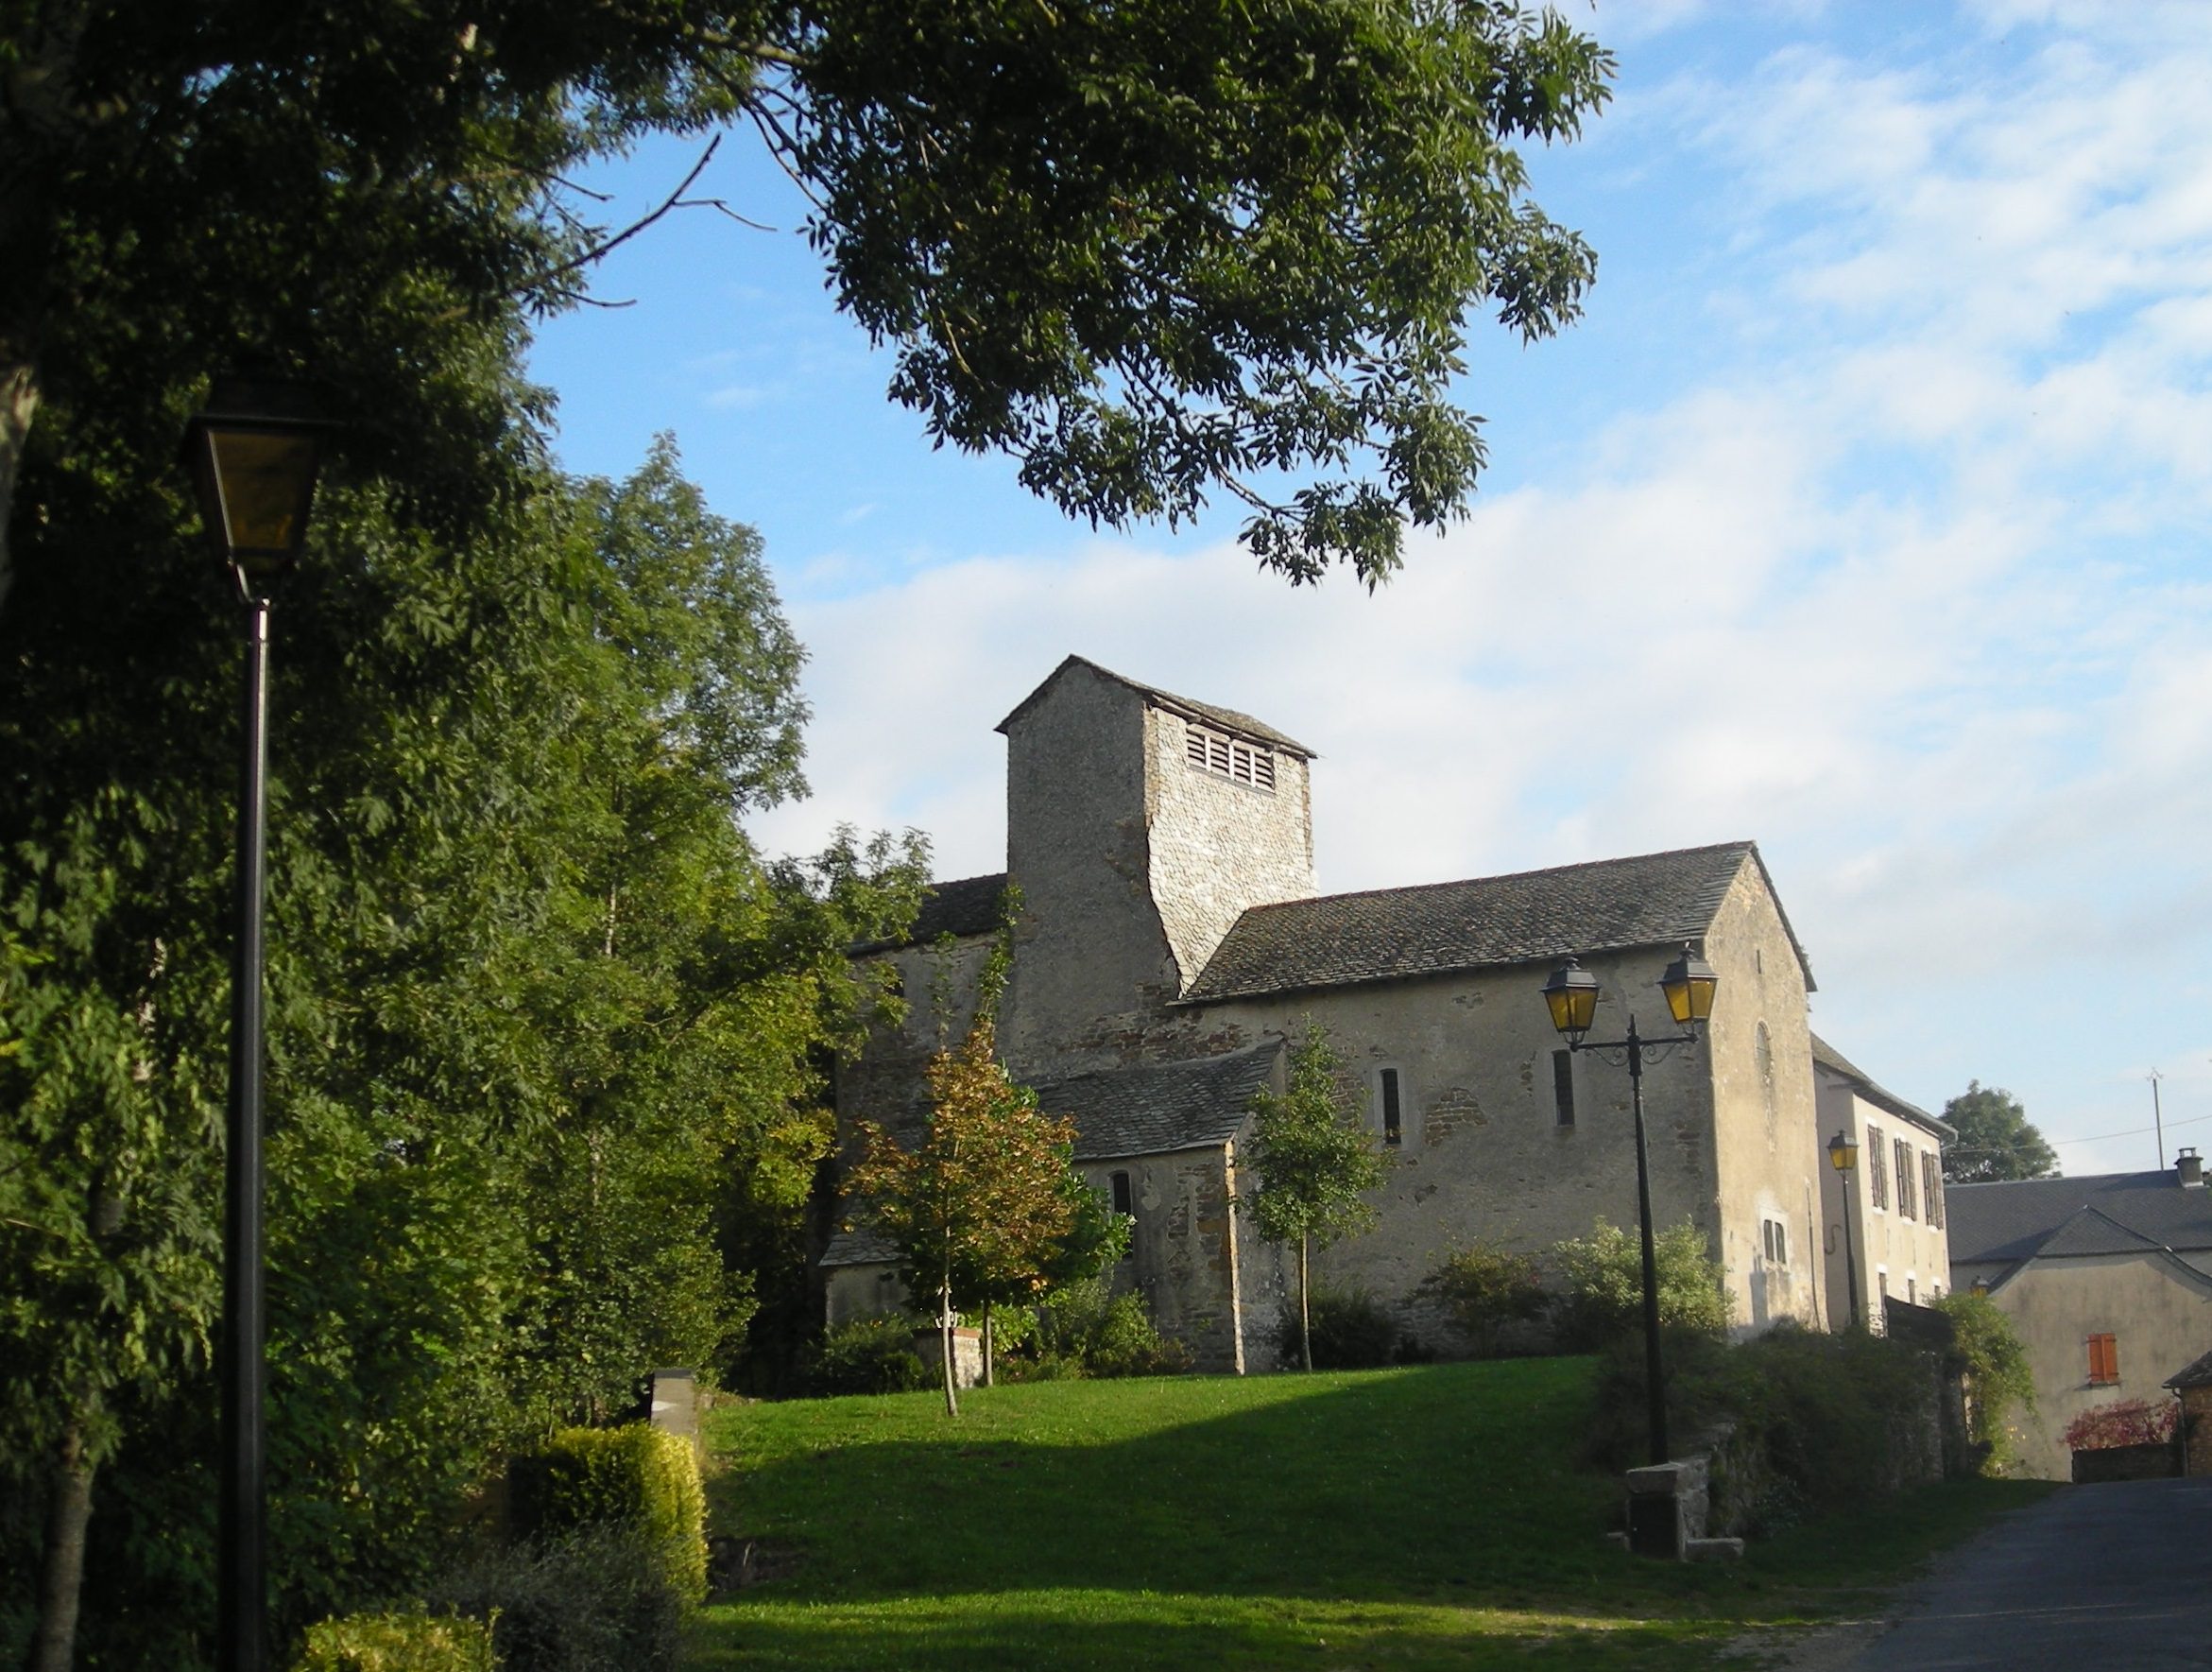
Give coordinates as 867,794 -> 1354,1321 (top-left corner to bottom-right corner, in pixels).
2179,1147 -> 2203,1189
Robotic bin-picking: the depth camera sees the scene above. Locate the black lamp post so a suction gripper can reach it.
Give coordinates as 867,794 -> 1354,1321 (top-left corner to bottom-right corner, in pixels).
1826,1129 -> 1862,1331
1540,943 -> 1717,1467
184,377 -> 331,1672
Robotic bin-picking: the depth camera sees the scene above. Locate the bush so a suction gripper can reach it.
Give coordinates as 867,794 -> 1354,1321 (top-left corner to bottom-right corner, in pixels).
293,1612 -> 500,1672
1010,1274 -> 1192,1379
1551,1219 -> 1730,1350
507,1425 -> 707,1607
429,1525 -> 680,1672
1276,1287 -> 1411,1370
1587,1322 -> 1942,1534
803,1315 -> 933,1396
1932,1291 -> 2035,1474
1421,1241 -> 1549,1356
2062,1398 -> 2176,1452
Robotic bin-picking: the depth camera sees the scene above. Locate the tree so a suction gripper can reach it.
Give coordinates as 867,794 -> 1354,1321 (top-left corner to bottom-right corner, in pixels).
1239,1021 -> 1387,1371
1942,1081 -> 2059,1184
849,1014 -> 1089,1415
1,1 -> 1614,612
0,421 -> 924,1663
1550,1219 -> 1731,1350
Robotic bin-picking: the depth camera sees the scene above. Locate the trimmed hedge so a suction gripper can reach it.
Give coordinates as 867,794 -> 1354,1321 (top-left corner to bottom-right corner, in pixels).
508,1425 -> 707,1606
293,1611 -> 498,1672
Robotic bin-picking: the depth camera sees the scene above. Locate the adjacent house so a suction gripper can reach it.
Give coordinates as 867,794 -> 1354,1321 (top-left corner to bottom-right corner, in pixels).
824,656 -> 1881,1370
1946,1150 -> 2212,1478
1812,1036 -> 1956,1330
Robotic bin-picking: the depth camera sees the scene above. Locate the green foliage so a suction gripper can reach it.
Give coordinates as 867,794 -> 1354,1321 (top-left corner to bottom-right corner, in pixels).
292,1610 -> 500,1672
1243,1023 -> 1387,1251
1551,1219 -> 1732,1350
1016,1273 -> 1192,1381
1589,1324 -> 1943,1533
429,1525 -> 684,1672
1933,1291 -> 2036,1474
1421,1241 -> 1551,1357
1273,1287 -> 1408,1370
804,1318 -> 934,1397
508,1425 -> 708,1609
1941,1082 -> 2059,1182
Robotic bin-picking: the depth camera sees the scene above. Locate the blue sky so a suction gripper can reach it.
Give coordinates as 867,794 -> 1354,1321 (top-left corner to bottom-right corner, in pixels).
527,0 -> 2212,1180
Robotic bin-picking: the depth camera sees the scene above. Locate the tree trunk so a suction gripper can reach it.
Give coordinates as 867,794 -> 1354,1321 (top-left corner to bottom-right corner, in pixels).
0,353 -> 41,619
1298,1234 -> 1312,1372
27,1404 -> 96,1672
981,1298 -> 994,1388
939,1277 -> 958,1418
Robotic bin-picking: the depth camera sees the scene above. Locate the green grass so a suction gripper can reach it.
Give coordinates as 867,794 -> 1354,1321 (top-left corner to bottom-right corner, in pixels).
688,1360 -> 2052,1670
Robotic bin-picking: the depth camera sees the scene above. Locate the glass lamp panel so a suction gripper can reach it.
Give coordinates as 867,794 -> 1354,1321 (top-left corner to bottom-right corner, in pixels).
1660,951 -> 1718,1025
1541,966 -> 1598,1036
205,426 -> 319,567
1828,1135 -> 1860,1172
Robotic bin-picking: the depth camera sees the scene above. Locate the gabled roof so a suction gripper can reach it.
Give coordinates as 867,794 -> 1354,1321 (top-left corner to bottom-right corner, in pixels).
1183,841 -> 1811,1004
2166,1346 -> 2212,1390
1947,1170 -> 2212,1267
852,872 -> 1007,954
1034,1042 -> 1282,1162
2033,1206 -> 2171,1260
995,655 -> 1315,757
1810,1034 -> 1953,1138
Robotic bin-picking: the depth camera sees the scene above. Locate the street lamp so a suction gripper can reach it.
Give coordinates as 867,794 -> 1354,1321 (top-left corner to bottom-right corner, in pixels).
185,376 -> 333,1672
1827,1129 -> 1862,1331
1540,944 -> 1717,1466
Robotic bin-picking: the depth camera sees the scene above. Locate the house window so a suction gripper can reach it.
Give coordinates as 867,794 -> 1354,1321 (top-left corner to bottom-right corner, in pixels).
1761,1217 -> 1790,1267
2088,1333 -> 2119,1386
1378,1067 -> 1403,1147
1184,721 -> 1276,791
1110,1170 -> 1135,1260
1895,1138 -> 1917,1220
1922,1151 -> 1945,1229
1906,1275 -> 1916,1304
1552,1050 -> 1575,1128
1868,1125 -> 1889,1210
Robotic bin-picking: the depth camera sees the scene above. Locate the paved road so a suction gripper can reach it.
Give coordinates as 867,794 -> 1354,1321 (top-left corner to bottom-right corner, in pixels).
1844,1476 -> 2212,1670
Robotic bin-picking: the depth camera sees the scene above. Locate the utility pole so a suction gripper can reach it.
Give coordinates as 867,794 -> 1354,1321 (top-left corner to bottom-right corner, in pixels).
2149,1069 -> 2165,1169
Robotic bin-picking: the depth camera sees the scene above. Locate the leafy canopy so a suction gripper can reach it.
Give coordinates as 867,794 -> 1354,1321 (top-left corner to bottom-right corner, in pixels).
1941,1081 -> 2059,1183
1241,1021 -> 1386,1250
1551,1218 -> 1731,1349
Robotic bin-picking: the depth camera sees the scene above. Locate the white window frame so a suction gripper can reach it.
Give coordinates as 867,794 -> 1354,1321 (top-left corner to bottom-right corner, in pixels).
1184,720 -> 1277,792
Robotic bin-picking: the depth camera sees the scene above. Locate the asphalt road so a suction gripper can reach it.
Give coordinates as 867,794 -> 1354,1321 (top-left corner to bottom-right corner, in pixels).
1843,1476 -> 2212,1670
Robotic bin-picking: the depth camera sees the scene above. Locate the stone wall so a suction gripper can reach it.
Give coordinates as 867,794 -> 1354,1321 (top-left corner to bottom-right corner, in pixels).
1083,1145 -> 1247,1373
2071,1440 -> 2179,1483
2181,1386 -> 2212,1476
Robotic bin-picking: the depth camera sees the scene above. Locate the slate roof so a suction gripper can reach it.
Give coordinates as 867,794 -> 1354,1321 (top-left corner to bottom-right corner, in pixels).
996,655 -> 1314,756
1033,1042 -> 1282,1162
1947,1170 -> 2212,1267
852,872 -> 1007,953
1184,841 -> 1809,1004
1810,1034 -> 1953,1138
2034,1206 -> 2171,1260
2166,1346 -> 2212,1390
819,1227 -> 900,1268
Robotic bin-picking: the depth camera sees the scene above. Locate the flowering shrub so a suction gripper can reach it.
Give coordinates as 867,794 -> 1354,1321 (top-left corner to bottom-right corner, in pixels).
2062,1398 -> 2177,1451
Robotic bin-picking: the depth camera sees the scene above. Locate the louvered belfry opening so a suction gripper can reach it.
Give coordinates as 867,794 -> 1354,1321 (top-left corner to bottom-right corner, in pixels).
1185,720 -> 1276,791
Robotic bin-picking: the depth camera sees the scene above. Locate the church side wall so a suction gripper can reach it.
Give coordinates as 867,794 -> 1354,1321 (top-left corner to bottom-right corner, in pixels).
1080,1146 -> 1244,1373
1703,864 -> 1826,1334
1194,949 -> 1725,1354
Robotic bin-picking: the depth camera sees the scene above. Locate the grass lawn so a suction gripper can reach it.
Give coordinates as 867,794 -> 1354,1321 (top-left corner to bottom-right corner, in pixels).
687,1359 -> 2051,1670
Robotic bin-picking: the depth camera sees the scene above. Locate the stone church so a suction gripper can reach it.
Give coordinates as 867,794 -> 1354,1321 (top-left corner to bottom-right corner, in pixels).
824,655 -> 1835,1372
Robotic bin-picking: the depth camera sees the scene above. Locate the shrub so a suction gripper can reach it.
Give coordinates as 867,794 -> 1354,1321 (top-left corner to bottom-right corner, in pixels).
1275,1287 -> 1406,1370
803,1315 -> 933,1396
1551,1219 -> 1730,1350
430,1525 -> 680,1672
1421,1241 -> 1549,1356
507,1425 -> 707,1607
1932,1291 -> 2035,1474
2062,1398 -> 2176,1452
292,1610 -> 499,1672
1010,1273 -> 1192,1379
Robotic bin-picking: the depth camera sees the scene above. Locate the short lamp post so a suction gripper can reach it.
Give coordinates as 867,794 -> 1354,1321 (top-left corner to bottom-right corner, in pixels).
1541,943 -> 1718,1467
1826,1129 -> 1862,1331
184,377 -> 332,1672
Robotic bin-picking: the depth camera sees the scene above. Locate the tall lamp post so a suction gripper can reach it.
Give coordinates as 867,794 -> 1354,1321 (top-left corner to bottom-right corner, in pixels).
1827,1129 -> 1862,1331
184,378 -> 332,1672
1541,943 -> 1717,1467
